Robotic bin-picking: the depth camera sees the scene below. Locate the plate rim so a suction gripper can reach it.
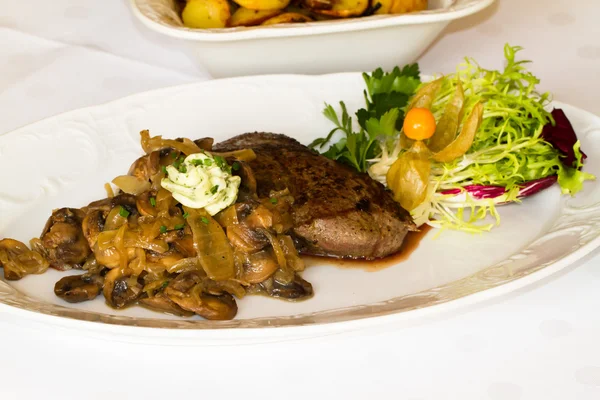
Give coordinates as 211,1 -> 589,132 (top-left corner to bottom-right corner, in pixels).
1,73 -> 599,339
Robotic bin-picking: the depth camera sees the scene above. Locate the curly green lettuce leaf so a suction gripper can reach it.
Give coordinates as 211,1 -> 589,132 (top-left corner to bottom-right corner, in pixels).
557,141 -> 595,195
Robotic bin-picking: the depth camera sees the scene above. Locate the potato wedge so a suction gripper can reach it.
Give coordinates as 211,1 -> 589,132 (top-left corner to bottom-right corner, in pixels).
390,0 -> 427,14
261,12 -> 314,25
373,0 -> 394,14
303,0 -> 369,17
229,7 -> 281,27
233,0 -> 291,11
182,0 -> 231,29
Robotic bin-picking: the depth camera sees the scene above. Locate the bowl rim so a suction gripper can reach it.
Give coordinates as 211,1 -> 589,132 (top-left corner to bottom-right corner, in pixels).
129,0 -> 495,42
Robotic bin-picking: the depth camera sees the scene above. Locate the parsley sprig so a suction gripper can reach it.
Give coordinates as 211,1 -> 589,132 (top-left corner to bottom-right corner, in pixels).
309,64 -> 421,172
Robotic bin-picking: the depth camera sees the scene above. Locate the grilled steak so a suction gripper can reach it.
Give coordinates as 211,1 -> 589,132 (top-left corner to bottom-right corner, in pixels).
213,132 -> 416,260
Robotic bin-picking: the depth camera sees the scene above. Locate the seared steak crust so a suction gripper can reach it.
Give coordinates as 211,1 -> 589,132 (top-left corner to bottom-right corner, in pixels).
214,132 -> 416,259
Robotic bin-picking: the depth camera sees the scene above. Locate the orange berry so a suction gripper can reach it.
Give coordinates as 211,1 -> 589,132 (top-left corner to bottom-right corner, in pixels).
403,107 -> 436,141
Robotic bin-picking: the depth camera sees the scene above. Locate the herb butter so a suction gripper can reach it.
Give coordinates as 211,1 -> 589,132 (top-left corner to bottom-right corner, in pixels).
161,153 -> 240,215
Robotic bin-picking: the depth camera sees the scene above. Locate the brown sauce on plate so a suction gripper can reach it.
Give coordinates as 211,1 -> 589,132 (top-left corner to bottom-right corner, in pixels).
303,225 -> 432,272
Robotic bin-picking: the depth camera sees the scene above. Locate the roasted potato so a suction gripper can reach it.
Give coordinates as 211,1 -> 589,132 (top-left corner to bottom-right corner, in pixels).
390,0 -> 428,14
182,0 -> 231,28
374,0 -> 394,14
179,0 -> 428,28
229,7 -> 282,26
303,0 -> 369,18
232,0 -> 291,11
261,12 -> 314,25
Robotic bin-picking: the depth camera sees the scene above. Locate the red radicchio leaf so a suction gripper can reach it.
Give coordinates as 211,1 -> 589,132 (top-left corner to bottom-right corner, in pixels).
541,108 -> 586,167
462,185 -> 507,199
440,176 -> 558,201
517,175 -> 558,197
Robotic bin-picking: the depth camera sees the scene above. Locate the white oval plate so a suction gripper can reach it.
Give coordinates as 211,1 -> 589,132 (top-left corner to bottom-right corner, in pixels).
1,73 -> 599,345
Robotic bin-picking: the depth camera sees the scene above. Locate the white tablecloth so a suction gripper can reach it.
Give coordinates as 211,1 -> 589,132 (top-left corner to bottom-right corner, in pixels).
1,1 -> 600,398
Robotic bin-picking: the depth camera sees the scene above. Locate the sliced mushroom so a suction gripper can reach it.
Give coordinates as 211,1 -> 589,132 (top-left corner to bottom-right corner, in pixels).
233,161 -> 257,201
54,274 -> 104,303
82,210 -> 105,248
146,247 -> 185,269
127,149 -> 162,181
103,267 -> 143,309
244,205 -> 273,229
139,293 -> 194,317
85,194 -> 137,215
239,249 -> 279,284
166,284 -> 238,320
0,238 -> 49,280
227,225 -> 269,253
81,254 -> 106,275
194,137 -> 214,151
41,208 -> 91,270
258,272 -> 313,300
136,191 -> 157,218
164,271 -> 238,320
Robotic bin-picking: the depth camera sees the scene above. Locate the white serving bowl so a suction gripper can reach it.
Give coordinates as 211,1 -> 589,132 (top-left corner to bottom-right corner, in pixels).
129,0 -> 494,78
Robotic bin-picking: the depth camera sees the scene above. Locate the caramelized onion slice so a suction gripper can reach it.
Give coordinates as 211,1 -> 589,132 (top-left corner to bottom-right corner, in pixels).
0,239 -> 49,280
184,207 -> 235,281
140,130 -> 203,155
97,230 -> 169,253
112,175 -> 151,196
212,148 -> 257,162
166,256 -> 203,274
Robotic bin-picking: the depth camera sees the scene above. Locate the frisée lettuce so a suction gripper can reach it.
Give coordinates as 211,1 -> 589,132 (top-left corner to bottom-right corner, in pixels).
313,44 -> 595,233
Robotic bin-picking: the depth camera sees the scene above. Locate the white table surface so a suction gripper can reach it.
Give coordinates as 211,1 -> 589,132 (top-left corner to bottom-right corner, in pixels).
1,0 -> 600,398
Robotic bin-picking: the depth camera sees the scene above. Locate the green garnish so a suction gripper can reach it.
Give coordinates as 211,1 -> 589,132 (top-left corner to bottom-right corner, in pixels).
232,161 -> 241,171
309,64 -> 421,172
119,206 -> 130,218
159,225 -> 167,234
210,185 -> 219,194
171,152 -> 177,159
174,223 -> 185,230
270,197 -> 278,204
214,155 -> 226,169
161,165 -> 167,174
160,280 -> 170,289
203,158 -> 213,166
182,212 -> 189,219
173,156 -> 186,173
150,197 -> 156,207
200,216 -> 209,225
